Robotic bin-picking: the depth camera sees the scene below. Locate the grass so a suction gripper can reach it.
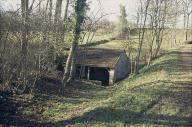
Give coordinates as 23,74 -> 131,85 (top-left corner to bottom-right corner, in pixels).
12,44 -> 190,127
93,29 -> 187,66
0,29 -> 191,127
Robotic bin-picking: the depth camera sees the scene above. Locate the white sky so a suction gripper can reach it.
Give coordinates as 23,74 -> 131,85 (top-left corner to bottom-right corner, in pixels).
87,0 -> 137,22
0,0 -> 137,21
0,0 -> 186,27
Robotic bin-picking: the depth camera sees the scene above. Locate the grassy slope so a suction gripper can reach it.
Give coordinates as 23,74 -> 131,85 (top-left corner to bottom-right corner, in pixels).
64,46 -> 191,127
19,45 -> 191,127
94,29 -> 186,64
2,29 -> 188,126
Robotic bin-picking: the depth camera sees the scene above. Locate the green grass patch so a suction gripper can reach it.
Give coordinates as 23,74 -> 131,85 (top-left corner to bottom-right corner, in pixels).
20,46 -> 192,127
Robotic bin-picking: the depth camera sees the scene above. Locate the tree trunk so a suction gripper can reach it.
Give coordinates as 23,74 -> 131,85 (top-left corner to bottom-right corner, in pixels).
61,0 -> 87,94
54,0 -> 63,25
134,0 -> 150,74
191,13 -> 192,40
0,11 -> 2,43
153,0 -> 167,58
21,0 -> 29,86
49,0 -> 52,22
184,12 -> 186,31
186,14 -> 190,40
60,0 -> 70,42
148,31 -> 156,66
53,0 -> 63,61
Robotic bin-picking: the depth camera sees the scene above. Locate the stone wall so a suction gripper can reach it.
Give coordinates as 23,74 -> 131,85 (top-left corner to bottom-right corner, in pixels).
114,53 -> 131,82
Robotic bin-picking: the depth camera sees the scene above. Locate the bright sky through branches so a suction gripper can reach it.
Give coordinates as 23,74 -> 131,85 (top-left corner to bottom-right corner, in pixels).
87,0 -> 137,22
0,0 -> 185,27
1,0 -> 137,22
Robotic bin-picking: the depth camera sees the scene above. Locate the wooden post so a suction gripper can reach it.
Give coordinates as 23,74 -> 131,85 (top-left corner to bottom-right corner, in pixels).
87,67 -> 90,80
109,69 -> 115,85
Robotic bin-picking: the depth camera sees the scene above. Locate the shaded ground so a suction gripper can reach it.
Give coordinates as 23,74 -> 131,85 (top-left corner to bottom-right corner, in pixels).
43,44 -> 192,126
0,44 -> 191,127
0,81 -> 113,127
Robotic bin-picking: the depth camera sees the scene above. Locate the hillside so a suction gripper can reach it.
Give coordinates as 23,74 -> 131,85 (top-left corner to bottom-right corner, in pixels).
0,0 -> 192,126
1,44 -> 191,127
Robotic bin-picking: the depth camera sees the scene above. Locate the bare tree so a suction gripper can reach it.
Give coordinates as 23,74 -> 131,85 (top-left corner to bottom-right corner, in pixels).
21,0 -> 29,86
118,5 -> 128,39
0,9 -> 2,82
153,0 -> 169,58
60,0 -> 70,42
52,0 -> 63,61
134,0 -> 151,73
54,0 -> 63,25
49,0 -> 53,22
181,0 -> 192,40
146,0 -> 173,65
170,0 -> 181,47
0,10 -> 2,43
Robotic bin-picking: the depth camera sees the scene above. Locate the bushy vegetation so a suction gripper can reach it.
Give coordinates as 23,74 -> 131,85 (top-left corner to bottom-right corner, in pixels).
0,0 -> 191,126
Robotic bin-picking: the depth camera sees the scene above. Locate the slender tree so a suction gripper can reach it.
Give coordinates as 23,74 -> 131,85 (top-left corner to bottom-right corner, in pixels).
119,5 -> 128,38
0,10 -> 2,43
62,0 -> 87,93
60,0 -> 70,42
54,0 -> 63,25
21,0 -> 29,86
147,0 -> 172,65
181,0 -> 192,40
53,0 -> 63,61
134,0 -> 151,73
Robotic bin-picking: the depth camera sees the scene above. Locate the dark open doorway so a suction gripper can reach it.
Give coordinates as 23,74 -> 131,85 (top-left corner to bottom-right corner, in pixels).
89,67 -> 109,86
75,66 -> 109,86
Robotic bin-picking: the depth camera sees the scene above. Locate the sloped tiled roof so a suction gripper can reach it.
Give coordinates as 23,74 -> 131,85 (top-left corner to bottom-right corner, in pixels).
76,48 -> 125,68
